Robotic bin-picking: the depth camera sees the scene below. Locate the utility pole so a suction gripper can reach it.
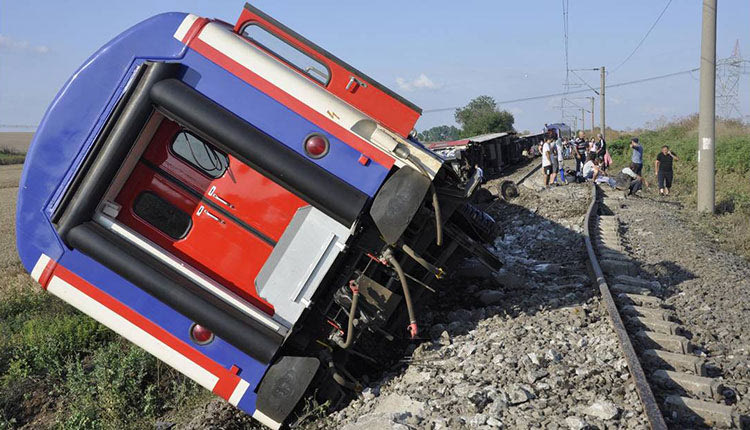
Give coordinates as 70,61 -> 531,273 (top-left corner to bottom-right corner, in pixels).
581,108 -> 585,132
600,66 -> 606,140
588,97 -> 595,135
698,0 -> 716,213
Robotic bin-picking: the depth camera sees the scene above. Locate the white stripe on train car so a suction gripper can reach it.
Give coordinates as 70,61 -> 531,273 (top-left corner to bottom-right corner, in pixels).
30,253 -> 50,282
198,23 -> 376,146
252,409 -> 282,430
92,213 -> 288,334
174,13 -> 199,42
46,275 -> 221,391
228,378 -> 250,407
173,18 -> 442,177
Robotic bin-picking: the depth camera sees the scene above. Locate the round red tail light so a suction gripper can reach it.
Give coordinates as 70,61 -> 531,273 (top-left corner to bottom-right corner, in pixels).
190,323 -> 214,345
304,134 -> 329,158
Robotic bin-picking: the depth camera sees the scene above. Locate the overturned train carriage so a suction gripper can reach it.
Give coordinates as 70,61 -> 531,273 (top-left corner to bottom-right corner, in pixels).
16,4 -> 500,428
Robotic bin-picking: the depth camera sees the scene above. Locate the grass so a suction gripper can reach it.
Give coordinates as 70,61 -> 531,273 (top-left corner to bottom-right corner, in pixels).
0,147 -> 24,166
607,114 -> 750,260
0,279 -> 204,429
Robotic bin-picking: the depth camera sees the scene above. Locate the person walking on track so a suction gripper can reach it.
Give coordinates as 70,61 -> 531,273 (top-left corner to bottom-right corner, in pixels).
655,145 -> 679,196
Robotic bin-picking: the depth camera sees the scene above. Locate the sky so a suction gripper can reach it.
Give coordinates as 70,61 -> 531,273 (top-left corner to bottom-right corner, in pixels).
1,1 -> 748,134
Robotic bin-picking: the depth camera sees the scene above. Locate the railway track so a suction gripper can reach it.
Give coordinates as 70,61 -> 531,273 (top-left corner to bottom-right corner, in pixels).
583,184 -> 742,429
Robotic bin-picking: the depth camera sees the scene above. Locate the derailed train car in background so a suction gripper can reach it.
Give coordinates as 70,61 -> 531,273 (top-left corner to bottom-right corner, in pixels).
15,4 -> 501,428
427,131 -> 543,182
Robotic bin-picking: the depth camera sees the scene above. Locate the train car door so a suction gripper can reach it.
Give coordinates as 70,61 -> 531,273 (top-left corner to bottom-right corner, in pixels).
114,118 -> 308,315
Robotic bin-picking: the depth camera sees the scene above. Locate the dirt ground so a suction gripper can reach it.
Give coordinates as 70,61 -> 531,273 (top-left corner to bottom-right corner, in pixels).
0,133 -> 33,153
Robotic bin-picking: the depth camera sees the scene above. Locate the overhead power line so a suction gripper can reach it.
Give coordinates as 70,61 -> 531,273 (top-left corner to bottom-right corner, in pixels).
422,67 -> 698,113
570,69 -> 600,95
611,0 -> 674,74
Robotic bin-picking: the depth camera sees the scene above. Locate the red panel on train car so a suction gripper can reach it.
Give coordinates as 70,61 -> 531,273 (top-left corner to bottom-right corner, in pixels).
233,3 -> 422,138
141,120 -> 308,242
115,163 -> 275,315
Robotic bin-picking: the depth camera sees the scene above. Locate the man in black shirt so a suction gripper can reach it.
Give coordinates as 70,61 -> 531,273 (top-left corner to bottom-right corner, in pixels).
573,131 -> 588,177
655,145 -> 679,196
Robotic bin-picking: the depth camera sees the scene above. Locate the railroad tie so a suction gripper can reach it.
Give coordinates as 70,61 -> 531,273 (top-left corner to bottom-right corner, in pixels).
615,293 -> 662,307
651,369 -> 724,401
664,396 -> 740,429
635,330 -> 692,354
642,349 -> 707,376
611,283 -> 653,295
625,316 -> 681,335
620,305 -> 675,321
613,274 -> 659,289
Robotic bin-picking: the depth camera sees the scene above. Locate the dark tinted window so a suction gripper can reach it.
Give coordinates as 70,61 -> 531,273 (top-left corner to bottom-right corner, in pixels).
241,24 -> 330,85
133,192 -> 192,240
172,131 -> 229,179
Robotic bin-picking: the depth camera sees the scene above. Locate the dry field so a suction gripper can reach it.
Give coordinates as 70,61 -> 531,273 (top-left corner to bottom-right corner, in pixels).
0,165 -> 37,304
0,132 -> 33,153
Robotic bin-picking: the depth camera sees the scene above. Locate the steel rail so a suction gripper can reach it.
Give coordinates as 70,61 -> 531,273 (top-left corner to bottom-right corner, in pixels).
582,184 -> 668,430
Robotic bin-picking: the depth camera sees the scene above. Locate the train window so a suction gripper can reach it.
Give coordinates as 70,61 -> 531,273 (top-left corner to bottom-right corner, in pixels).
240,24 -> 330,85
171,131 -> 229,179
133,192 -> 192,240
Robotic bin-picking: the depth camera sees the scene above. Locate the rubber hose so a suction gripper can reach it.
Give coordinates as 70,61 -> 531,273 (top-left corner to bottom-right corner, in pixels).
408,155 -> 442,246
430,183 -> 443,246
342,289 -> 359,349
385,251 -> 418,338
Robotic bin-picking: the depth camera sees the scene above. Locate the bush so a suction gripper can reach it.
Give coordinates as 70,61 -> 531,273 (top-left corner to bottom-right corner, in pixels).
607,116 -> 750,260
60,342 -> 201,429
0,286 -> 202,428
0,147 -> 25,165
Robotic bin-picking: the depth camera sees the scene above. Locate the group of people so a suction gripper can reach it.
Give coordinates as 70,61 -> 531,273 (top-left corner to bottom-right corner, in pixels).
539,131 -> 679,197
539,131 -> 609,187
629,137 -> 680,197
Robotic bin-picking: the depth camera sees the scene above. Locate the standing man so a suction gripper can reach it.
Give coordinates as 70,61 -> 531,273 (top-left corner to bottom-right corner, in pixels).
596,133 -> 608,170
555,136 -> 566,184
574,131 -> 588,178
629,138 -> 644,177
550,137 -> 559,185
541,137 -> 553,187
655,145 -> 679,196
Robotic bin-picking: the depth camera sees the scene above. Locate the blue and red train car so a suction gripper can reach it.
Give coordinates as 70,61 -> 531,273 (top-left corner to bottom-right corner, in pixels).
16,4 -> 499,427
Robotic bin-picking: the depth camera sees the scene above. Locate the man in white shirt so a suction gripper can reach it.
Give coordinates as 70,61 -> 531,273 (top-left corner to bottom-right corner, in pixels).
582,157 -> 598,180
541,137 -> 553,187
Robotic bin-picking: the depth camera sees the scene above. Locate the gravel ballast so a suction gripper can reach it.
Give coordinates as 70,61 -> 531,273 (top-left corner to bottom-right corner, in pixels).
303,164 -> 650,429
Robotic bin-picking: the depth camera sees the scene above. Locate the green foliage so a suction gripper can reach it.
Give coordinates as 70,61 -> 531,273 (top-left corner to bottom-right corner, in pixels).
0,286 -> 202,428
0,147 -> 25,165
607,115 -> 750,260
59,342 -> 201,430
454,95 -> 514,138
4,313 -> 110,383
416,125 -> 460,142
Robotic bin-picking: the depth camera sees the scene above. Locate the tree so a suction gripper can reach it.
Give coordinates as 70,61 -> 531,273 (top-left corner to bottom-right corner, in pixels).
416,125 -> 461,142
454,95 -> 515,138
